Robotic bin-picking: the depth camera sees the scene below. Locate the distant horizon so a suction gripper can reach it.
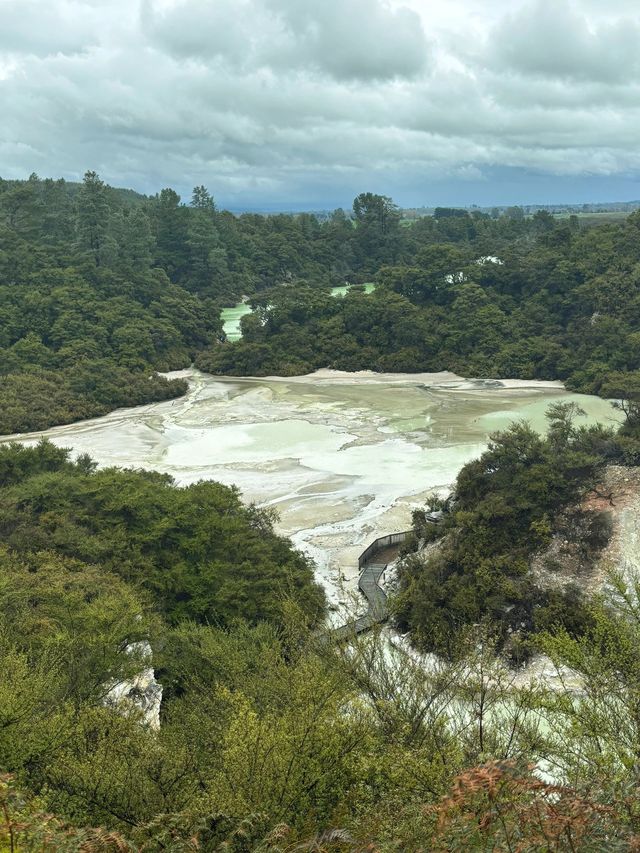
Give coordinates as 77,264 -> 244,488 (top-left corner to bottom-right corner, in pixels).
6,170 -> 640,216
224,198 -> 640,214
4,1 -> 640,213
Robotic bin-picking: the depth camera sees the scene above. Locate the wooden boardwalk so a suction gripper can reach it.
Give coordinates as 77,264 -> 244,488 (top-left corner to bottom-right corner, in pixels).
325,510 -> 446,643
329,531 -> 411,642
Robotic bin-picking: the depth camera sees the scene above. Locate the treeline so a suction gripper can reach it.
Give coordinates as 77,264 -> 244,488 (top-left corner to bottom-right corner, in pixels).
1,172 -> 368,433
0,178 -> 450,432
4,439 -> 640,849
0,173 -> 224,432
5,173 -> 640,432
198,207 -> 640,401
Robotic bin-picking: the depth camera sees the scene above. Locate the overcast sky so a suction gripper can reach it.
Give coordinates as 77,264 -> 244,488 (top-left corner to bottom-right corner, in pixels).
2,0 -> 640,209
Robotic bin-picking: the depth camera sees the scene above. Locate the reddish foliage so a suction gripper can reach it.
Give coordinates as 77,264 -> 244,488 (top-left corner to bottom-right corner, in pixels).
426,761 -> 640,852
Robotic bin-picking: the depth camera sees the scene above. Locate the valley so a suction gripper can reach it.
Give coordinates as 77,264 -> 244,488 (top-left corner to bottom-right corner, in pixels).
5,368 -> 619,621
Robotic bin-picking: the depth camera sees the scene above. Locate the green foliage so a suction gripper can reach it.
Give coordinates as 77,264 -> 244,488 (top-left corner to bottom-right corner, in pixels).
395,404 -> 616,657
4,561 -> 640,849
538,569 -> 640,780
195,207 -> 640,397
6,175 -> 640,850
0,441 -> 325,628
600,371 -> 640,463
5,174 -> 640,431
196,284 -> 431,376
0,173 -> 225,433
0,368 -> 187,434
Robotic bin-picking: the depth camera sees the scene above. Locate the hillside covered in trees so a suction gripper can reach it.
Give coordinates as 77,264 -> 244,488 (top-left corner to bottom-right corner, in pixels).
198,206 -> 640,398
0,440 -> 325,628
395,402 -> 638,661
5,431 -> 640,850
4,173 -> 640,434
7,173 -> 640,849
1,171 -> 360,432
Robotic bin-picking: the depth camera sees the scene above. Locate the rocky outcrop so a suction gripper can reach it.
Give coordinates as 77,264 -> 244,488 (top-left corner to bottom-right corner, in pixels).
516,466 -> 640,689
585,465 -> 640,586
104,641 -> 162,730
526,466 -> 640,596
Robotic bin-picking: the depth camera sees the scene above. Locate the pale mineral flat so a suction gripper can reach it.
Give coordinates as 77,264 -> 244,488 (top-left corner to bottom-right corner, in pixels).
3,369 -> 620,620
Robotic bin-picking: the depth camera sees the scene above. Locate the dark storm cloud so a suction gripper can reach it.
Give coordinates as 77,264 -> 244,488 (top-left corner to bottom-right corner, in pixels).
0,0 -> 639,207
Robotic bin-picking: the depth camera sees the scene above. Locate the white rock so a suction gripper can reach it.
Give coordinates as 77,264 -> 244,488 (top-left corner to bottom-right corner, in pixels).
104,641 -> 163,730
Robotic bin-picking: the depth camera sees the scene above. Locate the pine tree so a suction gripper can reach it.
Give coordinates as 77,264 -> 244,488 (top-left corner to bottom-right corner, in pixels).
76,170 -> 112,266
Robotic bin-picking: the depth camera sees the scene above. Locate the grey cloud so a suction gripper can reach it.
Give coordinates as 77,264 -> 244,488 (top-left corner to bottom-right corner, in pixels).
1,0 -> 640,207
490,0 -> 640,83
261,0 -> 429,81
141,0 -> 268,65
143,0 -> 429,81
0,0 -> 102,56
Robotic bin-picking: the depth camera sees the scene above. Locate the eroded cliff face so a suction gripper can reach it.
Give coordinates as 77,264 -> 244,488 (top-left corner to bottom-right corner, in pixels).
516,466 -> 640,690
587,466 -> 640,586
526,466 -> 640,597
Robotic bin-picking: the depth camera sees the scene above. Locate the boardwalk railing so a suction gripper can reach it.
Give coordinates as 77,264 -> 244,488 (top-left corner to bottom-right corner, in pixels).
328,513 -> 445,642
357,530 -> 413,570
329,530 -> 412,642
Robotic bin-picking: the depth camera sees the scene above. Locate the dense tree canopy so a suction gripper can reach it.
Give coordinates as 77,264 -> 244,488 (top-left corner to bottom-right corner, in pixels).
0,173 -> 224,432
198,209 -> 640,401
3,173 -> 640,433
395,402 -> 631,660
0,440 -> 325,627
4,509 -> 640,850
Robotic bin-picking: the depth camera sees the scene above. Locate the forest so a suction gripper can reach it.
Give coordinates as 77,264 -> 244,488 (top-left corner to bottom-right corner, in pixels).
5,174 -> 640,849
3,173 -> 640,433
197,207 -> 640,398
0,440 -> 325,628
4,432 -> 640,850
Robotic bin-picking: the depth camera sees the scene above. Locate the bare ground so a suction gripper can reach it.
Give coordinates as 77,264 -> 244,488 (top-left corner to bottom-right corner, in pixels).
517,466 -> 640,689
587,465 -> 640,586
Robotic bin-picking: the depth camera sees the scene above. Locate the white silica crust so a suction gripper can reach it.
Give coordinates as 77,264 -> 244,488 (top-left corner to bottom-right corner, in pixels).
3,369 -> 621,620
